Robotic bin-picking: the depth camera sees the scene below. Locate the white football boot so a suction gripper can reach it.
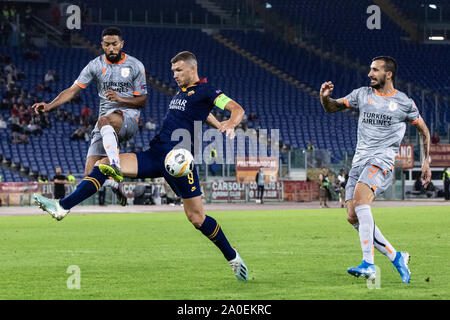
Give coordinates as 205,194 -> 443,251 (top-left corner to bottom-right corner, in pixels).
33,193 -> 69,221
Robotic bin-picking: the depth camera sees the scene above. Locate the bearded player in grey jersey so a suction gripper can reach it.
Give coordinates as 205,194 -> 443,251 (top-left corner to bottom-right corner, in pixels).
32,27 -> 147,206
320,56 -> 431,283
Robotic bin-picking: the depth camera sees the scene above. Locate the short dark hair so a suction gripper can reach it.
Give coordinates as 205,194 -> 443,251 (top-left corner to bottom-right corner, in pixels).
372,56 -> 397,81
171,51 -> 197,64
101,27 -> 122,40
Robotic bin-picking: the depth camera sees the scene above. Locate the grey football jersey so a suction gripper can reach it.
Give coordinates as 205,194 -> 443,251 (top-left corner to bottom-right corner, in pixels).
344,87 -> 420,171
75,53 -> 147,118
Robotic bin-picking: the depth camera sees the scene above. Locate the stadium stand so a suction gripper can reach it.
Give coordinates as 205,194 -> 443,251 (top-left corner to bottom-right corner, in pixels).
0,0 -> 448,182
84,0 -> 221,25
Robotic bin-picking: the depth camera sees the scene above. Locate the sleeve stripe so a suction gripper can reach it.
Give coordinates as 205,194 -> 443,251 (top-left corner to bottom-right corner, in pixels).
410,117 -> 420,125
75,81 -> 87,89
343,98 -> 350,108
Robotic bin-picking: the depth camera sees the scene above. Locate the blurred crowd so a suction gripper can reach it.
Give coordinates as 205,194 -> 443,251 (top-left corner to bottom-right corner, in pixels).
0,52 -> 99,145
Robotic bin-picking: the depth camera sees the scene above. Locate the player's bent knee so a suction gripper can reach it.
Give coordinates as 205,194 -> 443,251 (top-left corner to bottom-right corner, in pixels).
97,115 -> 111,129
186,210 -> 206,228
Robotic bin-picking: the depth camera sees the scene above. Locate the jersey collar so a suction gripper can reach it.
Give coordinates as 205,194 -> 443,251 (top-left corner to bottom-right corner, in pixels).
374,88 -> 397,97
181,77 -> 207,92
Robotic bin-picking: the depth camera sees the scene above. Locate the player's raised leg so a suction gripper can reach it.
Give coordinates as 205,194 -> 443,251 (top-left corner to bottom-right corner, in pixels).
34,153 -> 138,220
97,111 -> 124,177
182,195 -> 249,281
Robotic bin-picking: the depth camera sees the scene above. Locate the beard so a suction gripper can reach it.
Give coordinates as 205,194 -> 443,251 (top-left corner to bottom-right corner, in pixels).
370,76 -> 386,90
105,50 -> 122,63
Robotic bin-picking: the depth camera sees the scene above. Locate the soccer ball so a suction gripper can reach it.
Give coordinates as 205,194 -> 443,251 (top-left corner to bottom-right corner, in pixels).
164,148 -> 194,177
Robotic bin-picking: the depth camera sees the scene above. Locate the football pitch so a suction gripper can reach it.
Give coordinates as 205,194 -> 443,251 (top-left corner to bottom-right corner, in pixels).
0,205 -> 449,300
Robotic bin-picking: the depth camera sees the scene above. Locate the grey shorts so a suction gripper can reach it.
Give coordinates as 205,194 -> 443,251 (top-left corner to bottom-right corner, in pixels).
87,110 -> 139,157
345,162 -> 393,202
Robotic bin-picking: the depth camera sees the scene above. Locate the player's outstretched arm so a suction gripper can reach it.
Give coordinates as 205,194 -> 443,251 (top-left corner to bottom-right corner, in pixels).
414,118 -> 432,188
32,84 -> 82,114
320,81 -> 347,113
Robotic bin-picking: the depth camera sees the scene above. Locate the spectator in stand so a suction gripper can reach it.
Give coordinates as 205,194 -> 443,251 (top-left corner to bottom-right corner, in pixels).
55,108 -> 64,121
0,116 -> 7,129
0,97 -> 9,109
81,106 -> 92,125
145,117 -> 156,130
431,132 -> 440,144
41,112 -> 51,129
9,114 -> 21,132
26,116 -> 43,135
10,131 -> 21,143
20,132 -> 29,144
43,69 -> 55,92
71,126 -> 88,141
19,105 -> 31,124
10,103 -> 19,117
62,109 -> 75,123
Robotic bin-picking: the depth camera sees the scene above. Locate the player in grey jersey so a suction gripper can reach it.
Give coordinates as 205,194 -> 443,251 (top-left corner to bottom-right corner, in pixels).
32,27 -> 147,205
320,56 -> 431,283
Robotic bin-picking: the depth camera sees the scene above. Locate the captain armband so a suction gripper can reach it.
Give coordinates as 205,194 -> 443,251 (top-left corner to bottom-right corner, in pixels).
214,94 -> 233,110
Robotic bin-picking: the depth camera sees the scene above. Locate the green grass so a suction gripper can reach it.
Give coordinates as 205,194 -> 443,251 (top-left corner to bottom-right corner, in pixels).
1,206 -> 449,300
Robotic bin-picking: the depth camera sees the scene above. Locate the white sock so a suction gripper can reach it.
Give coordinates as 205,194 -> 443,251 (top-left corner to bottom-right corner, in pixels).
373,225 -> 397,261
103,178 -> 118,189
355,204 -> 374,264
100,125 -> 120,168
352,222 -> 397,261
